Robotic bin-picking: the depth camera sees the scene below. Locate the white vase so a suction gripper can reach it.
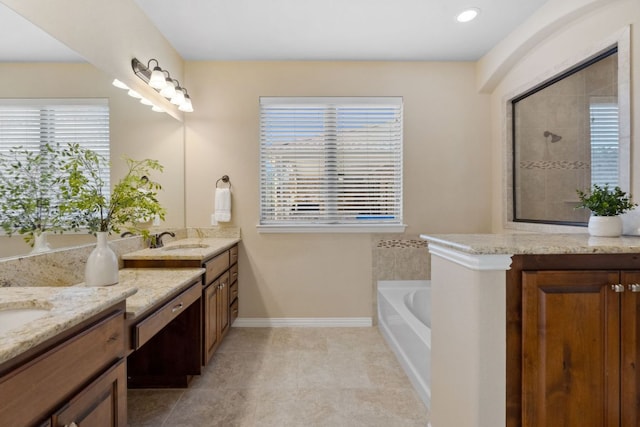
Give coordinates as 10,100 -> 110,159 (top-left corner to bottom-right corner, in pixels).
588,215 -> 623,237
30,231 -> 51,254
85,232 -> 119,286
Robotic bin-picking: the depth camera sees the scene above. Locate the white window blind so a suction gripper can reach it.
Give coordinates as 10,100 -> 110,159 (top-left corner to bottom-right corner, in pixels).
259,97 -> 403,232
589,99 -> 619,187
0,99 -> 110,200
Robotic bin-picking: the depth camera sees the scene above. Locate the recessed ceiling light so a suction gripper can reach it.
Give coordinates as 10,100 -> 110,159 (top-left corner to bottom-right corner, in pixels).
456,8 -> 480,23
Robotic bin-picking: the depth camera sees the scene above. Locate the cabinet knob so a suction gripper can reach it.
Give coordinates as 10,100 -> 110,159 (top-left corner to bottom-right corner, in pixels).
611,284 -> 625,292
628,283 -> 640,292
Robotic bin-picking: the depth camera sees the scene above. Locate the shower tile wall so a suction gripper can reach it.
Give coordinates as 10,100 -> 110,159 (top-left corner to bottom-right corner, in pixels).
514,53 -> 617,223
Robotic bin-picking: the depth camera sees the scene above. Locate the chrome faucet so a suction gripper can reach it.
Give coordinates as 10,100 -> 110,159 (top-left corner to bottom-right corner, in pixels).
150,231 -> 176,248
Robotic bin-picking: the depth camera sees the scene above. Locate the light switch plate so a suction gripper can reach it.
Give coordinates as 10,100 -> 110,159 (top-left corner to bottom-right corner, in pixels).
211,214 -> 217,226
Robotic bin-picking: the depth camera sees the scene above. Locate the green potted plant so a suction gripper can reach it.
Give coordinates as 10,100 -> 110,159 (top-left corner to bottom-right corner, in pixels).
576,184 -> 637,237
64,144 -> 166,286
0,144 -> 73,252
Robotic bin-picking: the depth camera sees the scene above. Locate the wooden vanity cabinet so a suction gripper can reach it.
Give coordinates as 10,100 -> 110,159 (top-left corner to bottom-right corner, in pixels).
507,255 -> 640,427
123,243 -> 240,367
0,303 -> 127,427
202,249 -> 234,364
203,272 -> 229,363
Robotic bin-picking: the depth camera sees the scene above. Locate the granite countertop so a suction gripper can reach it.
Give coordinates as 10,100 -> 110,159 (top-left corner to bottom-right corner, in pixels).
421,233 -> 640,255
0,286 -> 136,365
122,237 -> 240,261
106,268 -> 205,318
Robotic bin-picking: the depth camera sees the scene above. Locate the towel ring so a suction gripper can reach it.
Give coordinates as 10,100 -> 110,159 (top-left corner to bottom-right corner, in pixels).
216,175 -> 231,189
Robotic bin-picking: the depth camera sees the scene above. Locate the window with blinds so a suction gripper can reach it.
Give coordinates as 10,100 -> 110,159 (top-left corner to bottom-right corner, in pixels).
259,97 -> 403,232
589,99 -> 619,187
0,99 -> 110,204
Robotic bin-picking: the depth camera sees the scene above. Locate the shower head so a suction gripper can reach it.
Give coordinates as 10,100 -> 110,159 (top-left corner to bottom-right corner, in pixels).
543,130 -> 562,143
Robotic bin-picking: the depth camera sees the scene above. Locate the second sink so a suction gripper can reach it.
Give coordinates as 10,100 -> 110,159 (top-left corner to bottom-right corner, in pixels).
162,243 -> 210,251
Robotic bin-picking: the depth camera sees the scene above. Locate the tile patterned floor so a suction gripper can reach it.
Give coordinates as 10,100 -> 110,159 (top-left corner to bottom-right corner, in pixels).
128,327 -> 430,426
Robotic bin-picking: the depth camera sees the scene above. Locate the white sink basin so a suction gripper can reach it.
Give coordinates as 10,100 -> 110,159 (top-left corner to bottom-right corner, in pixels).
0,306 -> 51,335
162,243 -> 210,251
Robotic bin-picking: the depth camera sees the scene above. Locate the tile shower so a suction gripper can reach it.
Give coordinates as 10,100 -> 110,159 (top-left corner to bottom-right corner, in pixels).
513,50 -> 618,224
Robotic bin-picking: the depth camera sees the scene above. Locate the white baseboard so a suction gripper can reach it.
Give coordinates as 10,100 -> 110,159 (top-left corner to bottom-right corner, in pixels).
233,317 -> 373,327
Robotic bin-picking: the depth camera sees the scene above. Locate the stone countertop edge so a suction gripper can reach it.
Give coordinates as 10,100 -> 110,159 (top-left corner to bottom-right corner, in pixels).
0,286 -> 136,365
121,237 -> 240,261
420,233 -> 640,255
110,268 -> 206,318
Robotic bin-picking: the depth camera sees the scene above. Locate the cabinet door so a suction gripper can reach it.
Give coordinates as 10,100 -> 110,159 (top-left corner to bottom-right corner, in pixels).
621,271 -> 640,426
219,272 -> 230,338
51,358 -> 127,427
204,280 -> 220,364
522,270 -> 621,427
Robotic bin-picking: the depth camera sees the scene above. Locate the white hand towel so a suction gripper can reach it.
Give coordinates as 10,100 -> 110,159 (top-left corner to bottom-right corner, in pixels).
214,188 -> 231,222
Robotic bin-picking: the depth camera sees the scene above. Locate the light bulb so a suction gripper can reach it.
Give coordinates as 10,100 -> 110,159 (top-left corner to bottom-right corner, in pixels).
112,79 -> 129,89
149,66 -> 167,89
140,97 -> 153,106
151,105 -> 165,112
178,95 -> 194,112
127,89 -> 142,99
170,88 -> 185,105
160,82 -> 176,98
456,8 -> 480,23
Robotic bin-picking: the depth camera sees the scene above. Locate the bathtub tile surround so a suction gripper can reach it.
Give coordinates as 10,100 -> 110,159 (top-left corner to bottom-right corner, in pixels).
371,235 -> 430,325
128,327 -> 429,426
372,236 -> 430,281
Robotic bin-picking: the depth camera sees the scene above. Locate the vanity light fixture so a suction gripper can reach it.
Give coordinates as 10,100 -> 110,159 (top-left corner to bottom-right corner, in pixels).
456,7 -> 480,23
126,57 -> 194,113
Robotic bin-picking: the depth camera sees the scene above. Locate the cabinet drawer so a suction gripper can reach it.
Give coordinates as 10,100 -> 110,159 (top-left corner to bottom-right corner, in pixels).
230,245 -> 238,265
0,310 -> 125,427
230,263 -> 238,285
204,251 -> 229,284
133,282 -> 201,349
52,358 -> 127,427
229,281 -> 238,303
230,298 -> 239,326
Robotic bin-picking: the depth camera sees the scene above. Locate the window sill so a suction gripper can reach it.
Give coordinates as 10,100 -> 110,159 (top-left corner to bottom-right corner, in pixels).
256,224 -> 407,234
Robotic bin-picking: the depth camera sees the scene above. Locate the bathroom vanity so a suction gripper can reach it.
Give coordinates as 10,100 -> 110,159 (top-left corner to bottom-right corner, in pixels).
122,237 -> 240,365
0,287 -> 135,426
421,233 -> 640,427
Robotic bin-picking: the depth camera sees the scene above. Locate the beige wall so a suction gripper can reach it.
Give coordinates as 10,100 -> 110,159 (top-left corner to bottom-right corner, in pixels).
184,61 -> 492,318
487,0 -> 640,231
0,63 -> 185,257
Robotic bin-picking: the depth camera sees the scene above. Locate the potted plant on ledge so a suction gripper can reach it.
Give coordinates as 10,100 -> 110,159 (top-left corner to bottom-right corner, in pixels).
576,184 -> 637,237
65,144 -> 166,286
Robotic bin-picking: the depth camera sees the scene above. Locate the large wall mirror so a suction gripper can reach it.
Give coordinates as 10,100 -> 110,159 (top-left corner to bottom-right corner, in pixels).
0,7 -> 186,259
509,37 -> 630,226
